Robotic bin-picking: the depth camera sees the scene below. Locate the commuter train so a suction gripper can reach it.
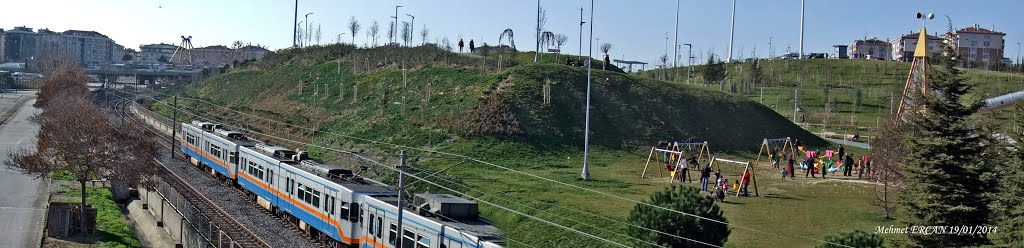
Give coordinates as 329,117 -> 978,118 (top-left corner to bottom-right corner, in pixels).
179,121 -> 504,248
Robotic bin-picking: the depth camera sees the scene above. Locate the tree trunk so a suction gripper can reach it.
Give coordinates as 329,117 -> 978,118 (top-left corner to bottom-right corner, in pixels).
79,179 -> 87,234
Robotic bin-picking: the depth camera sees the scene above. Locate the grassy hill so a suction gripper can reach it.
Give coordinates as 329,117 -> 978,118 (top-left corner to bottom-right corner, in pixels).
152,44 -> 900,247
638,59 -> 1024,133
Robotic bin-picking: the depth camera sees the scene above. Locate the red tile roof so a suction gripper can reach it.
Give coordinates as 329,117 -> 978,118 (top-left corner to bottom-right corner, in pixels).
900,33 -> 942,40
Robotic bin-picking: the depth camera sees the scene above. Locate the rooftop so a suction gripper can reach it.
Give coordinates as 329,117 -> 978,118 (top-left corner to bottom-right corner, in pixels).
63,30 -> 110,39
957,25 -> 1006,35
899,32 -> 942,40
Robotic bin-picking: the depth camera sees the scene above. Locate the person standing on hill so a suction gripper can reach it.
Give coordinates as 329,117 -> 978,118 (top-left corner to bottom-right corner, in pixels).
700,163 -> 712,191
458,39 -> 465,53
469,39 -> 476,53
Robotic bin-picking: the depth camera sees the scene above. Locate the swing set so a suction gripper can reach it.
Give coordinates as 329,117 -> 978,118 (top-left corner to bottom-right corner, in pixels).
640,141 -> 713,183
754,137 -> 797,169
710,157 -> 758,197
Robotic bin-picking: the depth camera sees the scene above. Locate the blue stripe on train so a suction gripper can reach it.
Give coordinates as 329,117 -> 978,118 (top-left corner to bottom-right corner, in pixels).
181,145 -> 232,178
237,173 -> 343,242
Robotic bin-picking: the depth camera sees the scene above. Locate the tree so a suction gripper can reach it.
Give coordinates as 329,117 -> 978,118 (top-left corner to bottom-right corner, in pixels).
401,22 -> 411,46
659,54 -> 669,80
368,20 -> 380,47
748,59 -> 762,87
386,21 -> 395,45
419,25 -> 429,46
297,25 -> 305,47
34,68 -> 90,109
121,54 -> 133,62
702,54 -> 725,85
898,22 -> 995,247
868,117 -> 906,219
499,29 -> 516,51
554,34 -> 568,62
600,43 -> 612,70
533,7 -> 547,62
6,68 -> 158,235
348,17 -> 361,45
816,230 -> 884,248
991,104 -> 1024,246
315,24 -> 323,45
627,185 -> 729,247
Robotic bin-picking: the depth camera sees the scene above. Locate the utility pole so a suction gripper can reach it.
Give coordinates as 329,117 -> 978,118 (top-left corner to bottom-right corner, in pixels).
673,0 -> 680,80
579,7 -> 586,60
684,44 -> 692,83
292,0 -> 299,47
799,0 -> 805,59
394,6 -> 403,44
582,0 -> 594,181
305,12 -> 315,47
170,96 -> 178,158
793,88 -> 798,124
769,36 -> 773,58
534,0 -> 543,62
727,0 -> 737,63
395,150 -> 407,248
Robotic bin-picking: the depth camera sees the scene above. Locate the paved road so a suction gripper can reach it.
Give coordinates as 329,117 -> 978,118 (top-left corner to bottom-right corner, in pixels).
823,137 -> 871,149
0,96 -> 48,248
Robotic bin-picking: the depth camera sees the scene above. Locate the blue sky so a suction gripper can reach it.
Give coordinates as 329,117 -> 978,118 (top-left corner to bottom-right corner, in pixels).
3,0 -> 1022,66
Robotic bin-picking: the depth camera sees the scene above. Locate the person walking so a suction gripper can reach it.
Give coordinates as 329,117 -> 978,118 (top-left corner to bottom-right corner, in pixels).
804,156 -> 816,178
458,39 -> 465,53
844,154 -> 855,177
836,144 -> 845,165
700,164 -> 712,191
786,154 -> 796,179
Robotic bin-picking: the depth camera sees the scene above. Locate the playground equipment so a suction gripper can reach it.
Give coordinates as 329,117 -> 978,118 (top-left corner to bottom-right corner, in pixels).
710,157 -> 758,197
640,141 -> 713,182
754,137 -> 796,169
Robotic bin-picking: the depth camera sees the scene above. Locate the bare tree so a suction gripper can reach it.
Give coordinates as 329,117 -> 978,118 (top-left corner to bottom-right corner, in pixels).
401,22 -> 411,46
533,7 -> 547,62
6,68 -> 158,234
315,24 -> 323,45
349,17 -> 361,45
660,54 -> 669,80
420,25 -> 429,46
368,20 -> 380,47
600,43 -> 613,56
554,33 -> 568,62
387,21 -> 396,45
297,25 -> 305,47
868,117 -> 907,219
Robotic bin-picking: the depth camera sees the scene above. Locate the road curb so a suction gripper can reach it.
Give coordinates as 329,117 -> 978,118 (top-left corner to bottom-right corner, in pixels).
0,95 -> 29,126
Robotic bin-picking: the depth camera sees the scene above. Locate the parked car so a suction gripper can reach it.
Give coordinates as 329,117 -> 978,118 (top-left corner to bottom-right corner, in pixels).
778,52 -> 800,59
807,53 -> 828,59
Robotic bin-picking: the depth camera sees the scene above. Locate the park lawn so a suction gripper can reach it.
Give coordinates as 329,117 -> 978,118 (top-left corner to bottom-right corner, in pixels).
415,139 -> 894,247
66,188 -> 142,248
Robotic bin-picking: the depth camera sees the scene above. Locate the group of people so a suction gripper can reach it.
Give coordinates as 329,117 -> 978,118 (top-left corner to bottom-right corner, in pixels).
457,38 -> 475,53
654,141 -> 756,202
791,144 -> 872,179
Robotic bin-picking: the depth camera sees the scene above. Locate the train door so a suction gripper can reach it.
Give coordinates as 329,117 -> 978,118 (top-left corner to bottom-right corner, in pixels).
366,205 -> 387,247
283,169 -> 298,214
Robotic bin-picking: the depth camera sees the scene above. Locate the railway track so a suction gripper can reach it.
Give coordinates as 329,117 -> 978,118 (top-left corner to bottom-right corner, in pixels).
111,97 -> 323,248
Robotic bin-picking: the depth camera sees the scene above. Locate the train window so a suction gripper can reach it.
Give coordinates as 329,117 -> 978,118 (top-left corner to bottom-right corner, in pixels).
210,144 -> 221,159
416,234 -> 429,248
340,202 -> 350,220
247,161 -> 257,176
267,170 -> 274,185
257,165 -> 265,180
389,223 -> 397,245
185,133 -> 196,145
376,216 -> 382,238
229,152 -> 238,165
297,183 -> 306,203
402,229 -> 415,248
372,214 -> 380,235
311,189 -> 320,208
351,203 -> 360,223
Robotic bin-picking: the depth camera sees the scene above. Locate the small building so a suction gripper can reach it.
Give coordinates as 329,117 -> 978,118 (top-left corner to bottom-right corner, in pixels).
850,38 -> 891,60
832,45 -> 848,59
892,32 -> 943,62
139,43 -> 179,63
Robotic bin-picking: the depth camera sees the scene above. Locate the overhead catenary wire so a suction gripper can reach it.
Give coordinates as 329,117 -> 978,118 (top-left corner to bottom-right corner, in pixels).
117,93 -> 631,248
136,90 -> 855,248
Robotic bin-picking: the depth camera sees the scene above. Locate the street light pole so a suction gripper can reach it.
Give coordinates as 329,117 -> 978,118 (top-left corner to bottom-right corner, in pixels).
297,21 -> 305,47
579,7 -> 586,60
394,6 -> 403,45
684,43 -> 692,83
406,14 -> 416,46
534,0 -> 542,63
292,0 -> 298,47
799,0 -> 805,59
673,0 -> 680,79
727,0 -> 736,63
305,12 -> 314,47
769,36 -> 773,58
582,0 -> 594,181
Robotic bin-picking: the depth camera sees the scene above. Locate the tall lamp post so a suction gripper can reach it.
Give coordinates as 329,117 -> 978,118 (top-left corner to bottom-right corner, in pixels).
304,12 -> 315,47
673,0 -> 680,81
582,0 -> 594,181
579,7 -> 586,60
406,14 -> 416,46
684,43 -> 692,83
394,6 -> 403,45
726,0 -> 737,63
799,0 -> 805,59
292,0 -> 299,47
297,21 -> 305,46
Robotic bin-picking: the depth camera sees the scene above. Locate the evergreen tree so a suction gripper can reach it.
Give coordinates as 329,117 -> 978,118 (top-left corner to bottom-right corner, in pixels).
992,104 -> 1024,246
897,24 -> 994,247
627,185 -> 729,247
748,59 -> 762,86
816,230 -> 884,248
702,55 -> 725,86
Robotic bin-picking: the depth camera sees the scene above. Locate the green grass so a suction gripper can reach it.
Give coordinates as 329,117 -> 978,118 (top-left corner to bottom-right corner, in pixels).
52,170 -> 76,181
638,59 -> 1024,132
66,188 -> 141,248
151,45 -> 896,247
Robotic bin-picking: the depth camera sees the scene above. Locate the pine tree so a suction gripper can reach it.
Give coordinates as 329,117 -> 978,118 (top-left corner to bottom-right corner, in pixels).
898,24 -> 994,247
992,104 -> 1024,246
627,185 -> 729,247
